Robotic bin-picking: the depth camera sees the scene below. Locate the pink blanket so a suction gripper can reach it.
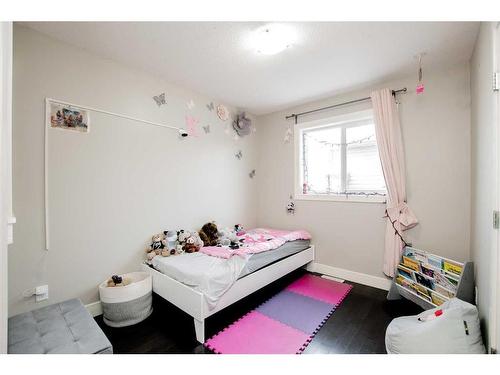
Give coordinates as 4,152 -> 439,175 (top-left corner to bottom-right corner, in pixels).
199,228 -> 311,259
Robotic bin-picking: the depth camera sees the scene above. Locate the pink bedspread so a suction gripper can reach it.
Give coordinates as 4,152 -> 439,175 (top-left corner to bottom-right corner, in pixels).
199,228 -> 311,259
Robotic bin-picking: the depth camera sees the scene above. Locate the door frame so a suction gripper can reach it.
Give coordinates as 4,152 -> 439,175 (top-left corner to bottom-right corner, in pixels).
492,21 -> 500,354
0,21 -> 13,354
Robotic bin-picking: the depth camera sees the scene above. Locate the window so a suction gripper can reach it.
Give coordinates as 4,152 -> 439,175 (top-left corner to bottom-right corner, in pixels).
295,110 -> 386,202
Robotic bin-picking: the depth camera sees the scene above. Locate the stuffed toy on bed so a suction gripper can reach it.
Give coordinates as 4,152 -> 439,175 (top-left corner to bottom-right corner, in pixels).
150,233 -> 166,250
199,222 -> 219,247
218,227 -> 242,249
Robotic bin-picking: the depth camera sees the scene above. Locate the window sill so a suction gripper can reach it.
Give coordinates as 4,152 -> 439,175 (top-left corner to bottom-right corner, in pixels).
294,194 -> 386,204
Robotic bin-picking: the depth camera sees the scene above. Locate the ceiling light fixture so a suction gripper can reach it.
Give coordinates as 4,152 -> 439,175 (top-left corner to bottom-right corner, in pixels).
248,24 -> 296,55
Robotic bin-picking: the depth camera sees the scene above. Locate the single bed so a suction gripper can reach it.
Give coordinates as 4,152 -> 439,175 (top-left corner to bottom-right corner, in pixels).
142,240 -> 314,343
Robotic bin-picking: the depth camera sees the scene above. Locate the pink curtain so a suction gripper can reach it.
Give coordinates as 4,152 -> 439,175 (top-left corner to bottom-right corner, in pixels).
371,88 -> 418,277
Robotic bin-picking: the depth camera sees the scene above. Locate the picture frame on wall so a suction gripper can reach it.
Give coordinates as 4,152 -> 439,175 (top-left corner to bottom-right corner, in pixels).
47,101 -> 89,133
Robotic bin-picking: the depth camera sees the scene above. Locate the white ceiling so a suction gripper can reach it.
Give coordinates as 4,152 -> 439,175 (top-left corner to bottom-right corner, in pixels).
22,22 -> 479,115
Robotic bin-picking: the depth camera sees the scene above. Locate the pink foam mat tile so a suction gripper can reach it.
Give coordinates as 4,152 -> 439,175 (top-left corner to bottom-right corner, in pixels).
204,311 -> 311,354
285,274 -> 353,306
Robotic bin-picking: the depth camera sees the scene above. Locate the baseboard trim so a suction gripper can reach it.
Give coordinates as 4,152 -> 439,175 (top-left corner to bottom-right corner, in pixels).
306,262 -> 392,291
85,301 -> 102,317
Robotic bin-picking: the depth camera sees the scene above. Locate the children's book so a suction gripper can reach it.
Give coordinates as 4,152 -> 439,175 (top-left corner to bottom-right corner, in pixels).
397,264 -> 416,281
415,273 -> 434,290
435,272 -> 457,292
431,292 -> 447,306
443,260 -> 463,276
413,283 -> 429,296
434,284 -> 454,298
444,273 -> 459,286
404,247 -> 428,263
415,287 -> 431,302
402,256 -> 420,272
396,275 -> 413,289
427,254 -> 443,270
421,264 -> 435,278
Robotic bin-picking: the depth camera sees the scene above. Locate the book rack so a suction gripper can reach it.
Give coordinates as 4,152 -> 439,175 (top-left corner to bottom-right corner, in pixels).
387,246 -> 474,310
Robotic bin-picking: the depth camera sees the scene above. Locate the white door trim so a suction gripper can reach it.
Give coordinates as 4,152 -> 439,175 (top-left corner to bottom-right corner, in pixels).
0,21 -> 13,354
493,21 -> 500,354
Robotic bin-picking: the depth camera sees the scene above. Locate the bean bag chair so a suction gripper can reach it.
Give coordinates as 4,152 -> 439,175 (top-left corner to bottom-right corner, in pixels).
385,298 -> 485,354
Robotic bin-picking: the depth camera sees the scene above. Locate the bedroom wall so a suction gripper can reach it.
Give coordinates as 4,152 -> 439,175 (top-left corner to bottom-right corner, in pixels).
256,63 -> 471,282
470,22 -> 496,351
9,25 -> 259,316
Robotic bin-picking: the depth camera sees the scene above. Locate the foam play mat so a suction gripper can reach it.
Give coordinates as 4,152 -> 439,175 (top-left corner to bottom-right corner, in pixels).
205,274 -> 352,354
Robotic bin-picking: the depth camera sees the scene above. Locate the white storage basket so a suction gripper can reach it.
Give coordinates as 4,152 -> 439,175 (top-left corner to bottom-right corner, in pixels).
99,272 -> 153,327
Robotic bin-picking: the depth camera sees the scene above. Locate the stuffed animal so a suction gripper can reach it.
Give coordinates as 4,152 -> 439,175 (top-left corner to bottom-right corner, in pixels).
199,222 -> 219,246
161,248 -> 170,257
218,227 -> 238,246
151,233 -> 165,250
234,224 -> 246,236
219,227 -> 243,249
145,233 -> 165,261
106,275 -> 131,287
163,230 -> 178,250
177,229 -> 190,244
183,232 -> 204,253
175,244 -> 184,255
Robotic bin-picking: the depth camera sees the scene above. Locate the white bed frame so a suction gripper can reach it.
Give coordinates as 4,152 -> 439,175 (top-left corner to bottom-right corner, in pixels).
141,246 -> 315,343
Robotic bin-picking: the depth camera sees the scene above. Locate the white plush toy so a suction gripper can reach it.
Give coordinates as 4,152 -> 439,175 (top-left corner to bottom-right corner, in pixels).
218,227 -> 240,247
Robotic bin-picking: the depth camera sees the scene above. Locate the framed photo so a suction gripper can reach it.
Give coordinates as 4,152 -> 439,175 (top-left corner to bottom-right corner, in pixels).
48,101 -> 89,133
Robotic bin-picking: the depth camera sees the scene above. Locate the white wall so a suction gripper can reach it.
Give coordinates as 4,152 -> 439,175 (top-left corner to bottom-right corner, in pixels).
9,25 -> 258,316
470,22 -> 497,351
256,63 -> 471,280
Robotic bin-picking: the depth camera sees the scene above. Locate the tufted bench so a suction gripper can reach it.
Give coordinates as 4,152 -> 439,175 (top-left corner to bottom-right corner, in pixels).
8,298 -> 113,354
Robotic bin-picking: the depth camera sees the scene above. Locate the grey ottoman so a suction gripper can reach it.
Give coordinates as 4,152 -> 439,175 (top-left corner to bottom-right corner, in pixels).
8,298 -> 112,354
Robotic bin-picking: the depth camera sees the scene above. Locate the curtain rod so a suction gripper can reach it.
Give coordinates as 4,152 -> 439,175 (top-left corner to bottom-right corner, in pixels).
285,88 -> 407,120
46,98 -> 188,136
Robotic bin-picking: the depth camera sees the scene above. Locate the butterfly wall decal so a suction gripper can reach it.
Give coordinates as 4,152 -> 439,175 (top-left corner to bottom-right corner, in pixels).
284,127 -> 293,143
203,125 -> 210,134
206,102 -> 215,111
217,104 -> 229,121
186,99 -> 195,110
185,115 -> 199,137
153,93 -> 166,107
249,169 -> 256,179
235,150 -> 242,160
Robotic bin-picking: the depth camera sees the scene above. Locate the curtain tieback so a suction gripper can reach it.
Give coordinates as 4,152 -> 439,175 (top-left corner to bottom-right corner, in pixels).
385,202 -> 418,231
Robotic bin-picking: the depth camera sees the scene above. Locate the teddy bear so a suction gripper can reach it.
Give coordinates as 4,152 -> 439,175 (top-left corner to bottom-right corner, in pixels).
145,232 -> 166,261
146,250 -> 157,261
182,231 -> 204,253
151,233 -> 165,250
199,222 -> 219,246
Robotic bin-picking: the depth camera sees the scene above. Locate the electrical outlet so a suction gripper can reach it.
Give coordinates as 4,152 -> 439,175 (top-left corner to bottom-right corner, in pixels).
35,285 -> 49,302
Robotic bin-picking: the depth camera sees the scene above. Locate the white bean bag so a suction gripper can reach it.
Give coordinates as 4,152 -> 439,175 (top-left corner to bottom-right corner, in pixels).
385,298 -> 485,354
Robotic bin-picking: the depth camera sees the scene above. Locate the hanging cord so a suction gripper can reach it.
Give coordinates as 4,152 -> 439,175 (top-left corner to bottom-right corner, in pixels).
418,54 -> 423,83
383,209 -> 409,248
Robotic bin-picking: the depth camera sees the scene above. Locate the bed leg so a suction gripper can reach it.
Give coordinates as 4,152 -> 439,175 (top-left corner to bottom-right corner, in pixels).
194,318 -> 205,343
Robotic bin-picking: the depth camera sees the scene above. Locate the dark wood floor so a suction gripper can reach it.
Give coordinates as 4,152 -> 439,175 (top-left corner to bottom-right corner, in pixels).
95,270 -> 422,354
